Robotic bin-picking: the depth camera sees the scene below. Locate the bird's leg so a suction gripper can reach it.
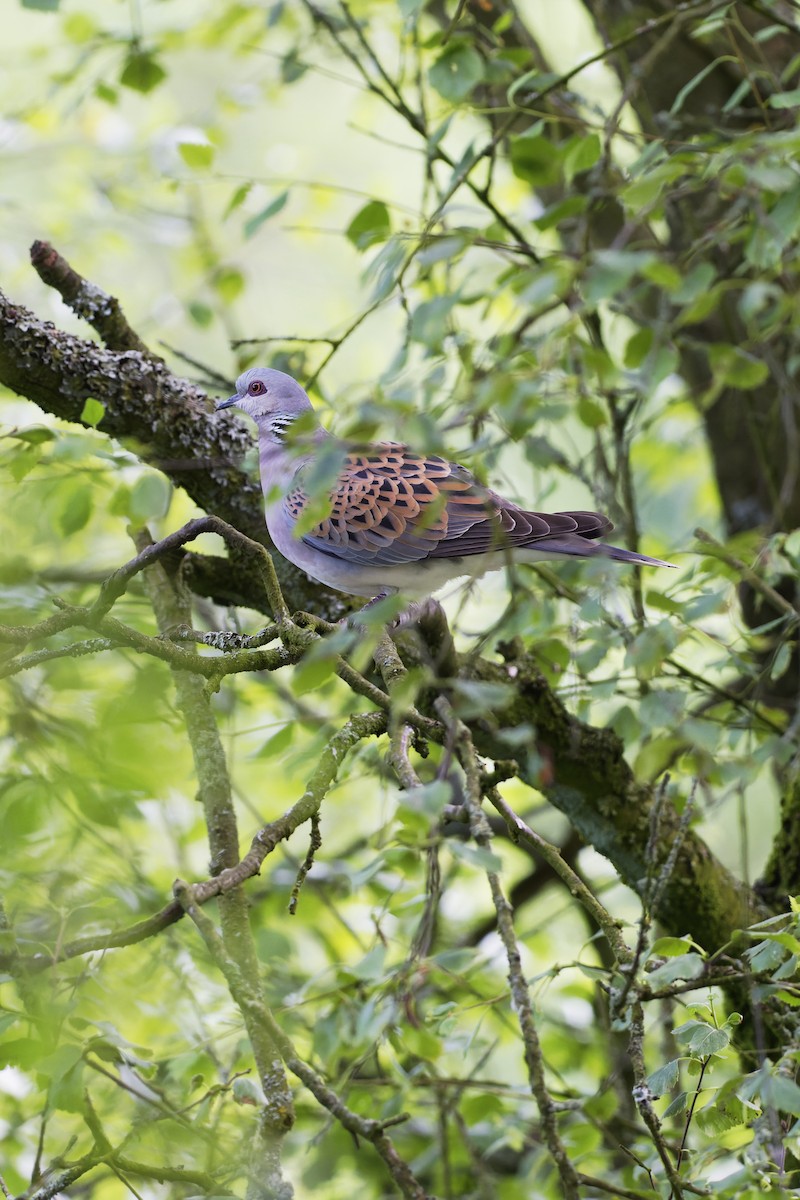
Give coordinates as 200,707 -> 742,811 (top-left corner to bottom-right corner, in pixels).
359,590 -> 390,613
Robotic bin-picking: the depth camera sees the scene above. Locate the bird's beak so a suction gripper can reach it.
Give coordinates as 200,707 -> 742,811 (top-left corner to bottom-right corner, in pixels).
215,395 -> 238,411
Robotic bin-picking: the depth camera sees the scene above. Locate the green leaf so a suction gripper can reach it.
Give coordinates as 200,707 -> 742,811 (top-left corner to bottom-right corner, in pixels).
416,232 -> 469,266
681,590 -> 727,621
63,12 -> 96,42
624,327 -> 653,368
641,260 -> 682,290
534,195 -> 587,231
609,704 -> 641,743
188,302 -> 213,327
673,1017 -> 714,1044
346,200 -> 391,251
255,725 -> 294,759
211,266 -> 245,303
687,1025 -> 730,1057
647,953 -> 705,986
507,69 -> 561,107
22,0 -> 59,8
354,998 -> 390,1046
624,620 -> 680,678
662,1090 -> 688,1119
365,236 -> 406,302
244,190 -> 289,239
707,344 -> 769,390
342,945 -> 387,982
647,1058 -> 680,1097
10,425 -> 56,445
232,1077 -> 262,1107
224,182 -> 252,218
764,930 -> 800,954
120,49 -> 166,94
770,641 -> 793,681
695,1082 -> 748,1135
448,840 -> 503,874
80,397 -> 105,427
178,141 -> 215,171
746,937 -> 786,972
428,42 -> 484,103
563,133 -> 601,181
758,1073 -> 800,1115
0,778 -> 50,841
400,780 -> 452,817
768,88 -> 800,108
291,654 -> 337,695
634,737 -> 684,780
450,679 -> 514,718
646,590 -> 683,615
509,134 -> 560,186
409,294 -> 459,349
280,48 -> 307,84
1,1037 -> 46,1069
38,1042 -> 83,1092
129,473 -> 171,523
577,395 -> 607,429
651,936 -> 695,957
59,484 -> 93,536
95,81 -> 117,104
535,636 -> 572,678
47,1051 -> 85,1114
674,262 -> 716,303
583,250 -> 653,305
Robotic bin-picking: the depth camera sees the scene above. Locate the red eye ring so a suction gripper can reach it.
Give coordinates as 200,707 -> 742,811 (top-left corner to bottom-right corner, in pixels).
249,380 -> 266,396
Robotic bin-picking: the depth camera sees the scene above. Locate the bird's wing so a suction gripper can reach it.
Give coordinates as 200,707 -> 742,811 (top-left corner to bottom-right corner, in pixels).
283,445 -> 612,566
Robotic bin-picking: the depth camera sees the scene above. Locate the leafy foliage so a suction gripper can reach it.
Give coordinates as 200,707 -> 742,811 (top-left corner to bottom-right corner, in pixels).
2,2 -> 800,1199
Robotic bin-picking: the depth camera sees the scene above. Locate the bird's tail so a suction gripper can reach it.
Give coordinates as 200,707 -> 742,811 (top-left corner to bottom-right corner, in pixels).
527,536 -> 675,569
596,543 -> 676,568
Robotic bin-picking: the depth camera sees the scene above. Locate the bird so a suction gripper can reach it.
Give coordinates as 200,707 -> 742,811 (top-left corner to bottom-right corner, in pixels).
216,367 -> 673,602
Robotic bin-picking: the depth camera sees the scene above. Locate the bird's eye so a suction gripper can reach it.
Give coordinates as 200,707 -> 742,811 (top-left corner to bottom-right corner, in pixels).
249,380 -> 266,396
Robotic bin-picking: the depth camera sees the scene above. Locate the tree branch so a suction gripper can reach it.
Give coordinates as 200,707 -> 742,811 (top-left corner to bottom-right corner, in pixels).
0,254 -> 346,619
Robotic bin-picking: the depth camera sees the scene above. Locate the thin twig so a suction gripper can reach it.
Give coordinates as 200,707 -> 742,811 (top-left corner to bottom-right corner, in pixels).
695,527 -> 800,623
175,881 -> 428,1199
487,788 -> 633,966
434,696 -> 580,1200
288,813 -> 322,914
629,999 -> 685,1200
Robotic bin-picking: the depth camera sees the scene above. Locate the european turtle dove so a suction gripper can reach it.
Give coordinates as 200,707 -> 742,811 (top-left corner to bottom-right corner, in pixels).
216,367 -> 673,601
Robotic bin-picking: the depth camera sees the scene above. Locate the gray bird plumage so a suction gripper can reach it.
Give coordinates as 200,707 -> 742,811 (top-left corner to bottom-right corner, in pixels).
217,367 -> 674,599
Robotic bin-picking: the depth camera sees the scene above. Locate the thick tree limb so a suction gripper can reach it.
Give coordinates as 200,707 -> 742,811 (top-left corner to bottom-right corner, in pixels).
461,647 -> 765,953
0,254 -> 346,619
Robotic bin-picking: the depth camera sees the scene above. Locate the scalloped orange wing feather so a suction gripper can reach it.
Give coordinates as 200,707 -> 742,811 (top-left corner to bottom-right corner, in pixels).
284,446 -> 609,566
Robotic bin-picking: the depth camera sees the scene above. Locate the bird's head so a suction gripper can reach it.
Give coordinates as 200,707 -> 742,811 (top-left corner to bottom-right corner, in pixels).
216,367 -> 314,424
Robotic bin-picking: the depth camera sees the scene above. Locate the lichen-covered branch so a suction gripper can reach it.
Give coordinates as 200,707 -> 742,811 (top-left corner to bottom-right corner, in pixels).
29,239 -> 154,356
461,647 -> 766,953
135,529 -> 295,1199
0,257 -> 345,618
